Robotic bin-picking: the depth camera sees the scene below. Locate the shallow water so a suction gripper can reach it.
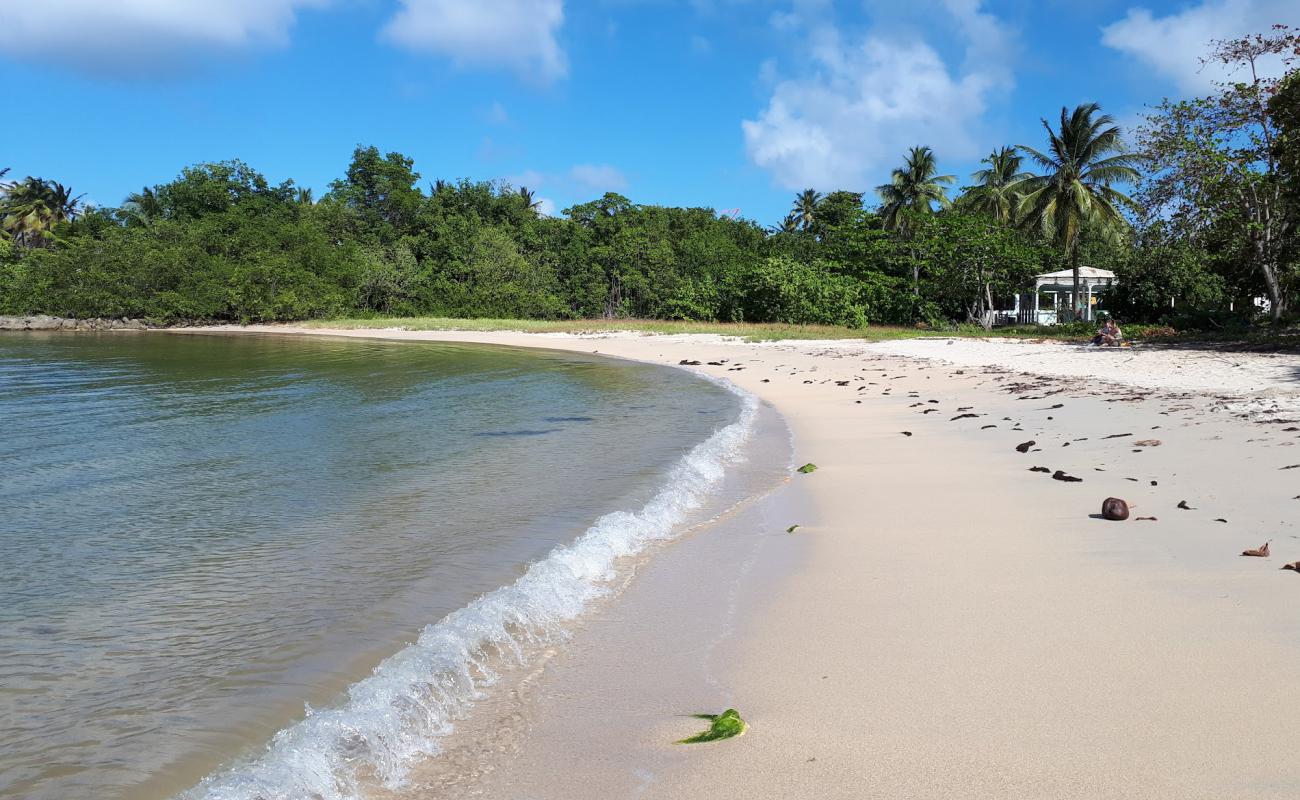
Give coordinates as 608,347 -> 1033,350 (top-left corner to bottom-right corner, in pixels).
0,332 -> 742,800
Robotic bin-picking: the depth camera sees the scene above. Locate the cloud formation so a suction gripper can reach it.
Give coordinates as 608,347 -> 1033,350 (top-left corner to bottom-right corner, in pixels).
382,0 -> 567,84
743,1 -> 1013,191
0,0 -> 325,74
1102,0 -> 1300,95
568,163 -> 628,193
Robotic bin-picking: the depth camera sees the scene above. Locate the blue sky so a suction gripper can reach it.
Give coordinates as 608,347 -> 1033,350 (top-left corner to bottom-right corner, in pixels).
2,0 -> 1298,226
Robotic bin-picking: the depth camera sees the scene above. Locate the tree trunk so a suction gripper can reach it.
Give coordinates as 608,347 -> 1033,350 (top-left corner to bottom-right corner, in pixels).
1069,250 -> 1081,323
910,247 -> 919,296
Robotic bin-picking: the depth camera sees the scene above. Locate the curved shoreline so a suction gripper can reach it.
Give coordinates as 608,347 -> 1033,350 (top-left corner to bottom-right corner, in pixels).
174,326 -> 1300,800
174,332 -> 777,800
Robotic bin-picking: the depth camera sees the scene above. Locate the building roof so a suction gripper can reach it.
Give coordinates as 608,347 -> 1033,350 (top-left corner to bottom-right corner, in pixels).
1035,266 -> 1116,281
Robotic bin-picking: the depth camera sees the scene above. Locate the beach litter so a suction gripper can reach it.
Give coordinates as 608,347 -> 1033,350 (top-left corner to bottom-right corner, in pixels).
1241,541 -> 1271,557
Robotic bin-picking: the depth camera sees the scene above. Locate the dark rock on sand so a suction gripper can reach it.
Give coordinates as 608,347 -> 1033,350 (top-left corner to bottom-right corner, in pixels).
1052,470 -> 1083,483
1015,440 -> 1035,453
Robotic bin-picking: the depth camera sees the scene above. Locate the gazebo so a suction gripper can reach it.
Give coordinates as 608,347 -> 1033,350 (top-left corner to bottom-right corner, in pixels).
1003,266 -> 1118,325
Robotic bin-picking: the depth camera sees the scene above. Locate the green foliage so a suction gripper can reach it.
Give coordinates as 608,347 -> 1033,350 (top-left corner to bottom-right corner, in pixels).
676,709 -> 746,744
4,36 -> 1297,338
1109,232 -> 1230,321
796,463 -> 817,474
740,256 -> 867,327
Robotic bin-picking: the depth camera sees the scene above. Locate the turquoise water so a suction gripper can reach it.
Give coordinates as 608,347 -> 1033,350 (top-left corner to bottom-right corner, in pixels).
0,332 -> 750,800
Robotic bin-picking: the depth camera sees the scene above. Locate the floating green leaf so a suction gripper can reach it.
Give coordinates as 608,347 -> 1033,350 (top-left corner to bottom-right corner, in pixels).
786,524 -> 800,533
796,463 -> 817,474
677,709 -> 746,744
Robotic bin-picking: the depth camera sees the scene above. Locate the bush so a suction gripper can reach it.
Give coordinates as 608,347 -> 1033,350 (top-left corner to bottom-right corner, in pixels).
739,256 -> 867,327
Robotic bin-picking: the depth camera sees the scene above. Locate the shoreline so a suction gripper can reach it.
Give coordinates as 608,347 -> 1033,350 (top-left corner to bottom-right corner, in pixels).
175,325 -> 1300,799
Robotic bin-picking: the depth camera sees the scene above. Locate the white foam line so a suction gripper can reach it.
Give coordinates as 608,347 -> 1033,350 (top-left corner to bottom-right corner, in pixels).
185,378 -> 760,800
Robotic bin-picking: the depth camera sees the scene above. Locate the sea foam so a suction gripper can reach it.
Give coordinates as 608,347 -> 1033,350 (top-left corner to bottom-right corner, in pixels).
186,379 -> 759,800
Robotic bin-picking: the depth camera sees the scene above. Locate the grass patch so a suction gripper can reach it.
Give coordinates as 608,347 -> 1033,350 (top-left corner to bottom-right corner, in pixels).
305,316 -> 957,343
676,709 -> 747,744
302,315 -> 1299,348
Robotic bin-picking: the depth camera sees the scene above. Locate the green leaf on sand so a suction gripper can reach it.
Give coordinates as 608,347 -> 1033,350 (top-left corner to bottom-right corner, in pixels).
677,709 -> 747,744
796,463 -> 817,474
786,524 -> 800,533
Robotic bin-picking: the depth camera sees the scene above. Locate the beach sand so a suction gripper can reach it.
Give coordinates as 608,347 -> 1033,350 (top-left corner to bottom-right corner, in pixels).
187,327 -> 1300,799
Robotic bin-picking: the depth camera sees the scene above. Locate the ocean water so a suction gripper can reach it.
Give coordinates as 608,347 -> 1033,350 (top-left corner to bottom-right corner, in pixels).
0,332 -> 763,800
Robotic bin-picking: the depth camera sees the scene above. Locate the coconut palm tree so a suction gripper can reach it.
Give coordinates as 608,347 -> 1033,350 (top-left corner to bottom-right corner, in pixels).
877,146 -> 954,295
1016,103 -> 1141,319
960,146 -> 1032,226
1,178 -> 84,247
790,189 -> 823,232
517,186 -> 541,214
876,146 -> 954,235
45,181 -> 85,223
122,186 -> 164,227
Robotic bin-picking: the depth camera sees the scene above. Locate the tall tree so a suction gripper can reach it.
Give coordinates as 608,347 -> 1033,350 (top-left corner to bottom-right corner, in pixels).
121,186 -> 163,227
517,186 -> 541,214
1140,28 -> 1300,321
961,146 -> 1032,225
877,146 -> 954,295
877,146 -> 954,232
1,177 -> 84,248
790,189 -> 823,232
1017,103 -> 1141,319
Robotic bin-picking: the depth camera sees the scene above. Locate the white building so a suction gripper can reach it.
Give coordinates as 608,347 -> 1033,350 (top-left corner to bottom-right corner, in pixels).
999,266 -> 1118,325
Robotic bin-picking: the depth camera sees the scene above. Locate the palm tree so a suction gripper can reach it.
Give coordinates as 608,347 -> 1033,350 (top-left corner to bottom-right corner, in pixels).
295,187 -> 314,205
790,188 -> 823,232
877,146 -> 954,294
1,177 -> 84,247
877,146 -> 954,234
961,146 -> 1032,226
1016,103 -> 1141,319
45,181 -> 85,223
122,186 -> 163,227
517,186 -> 541,214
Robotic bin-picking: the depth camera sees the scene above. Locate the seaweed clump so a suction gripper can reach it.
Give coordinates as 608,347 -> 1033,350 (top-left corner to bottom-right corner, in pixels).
677,709 -> 747,744
796,463 -> 818,474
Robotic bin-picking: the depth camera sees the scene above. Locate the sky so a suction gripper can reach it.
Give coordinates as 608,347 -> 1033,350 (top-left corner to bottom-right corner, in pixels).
1,0 -> 1298,226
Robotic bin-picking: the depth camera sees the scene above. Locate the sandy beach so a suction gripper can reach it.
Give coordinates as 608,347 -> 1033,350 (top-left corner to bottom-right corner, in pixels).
190,327 -> 1300,799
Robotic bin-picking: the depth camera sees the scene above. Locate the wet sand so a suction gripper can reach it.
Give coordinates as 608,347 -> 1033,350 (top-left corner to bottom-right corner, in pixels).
191,327 -> 1300,799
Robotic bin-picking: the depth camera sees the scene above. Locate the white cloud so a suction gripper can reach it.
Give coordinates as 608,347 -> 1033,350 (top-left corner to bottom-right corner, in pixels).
1102,0 -> 1300,95
486,101 -> 510,125
0,0 -> 325,73
504,169 -> 546,190
535,197 -> 558,217
381,0 -> 567,84
569,164 -> 628,193
743,2 -> 1013,191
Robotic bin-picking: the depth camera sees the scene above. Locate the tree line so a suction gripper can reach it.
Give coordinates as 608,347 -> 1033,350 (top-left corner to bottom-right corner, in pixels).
2,28 -> 1297,329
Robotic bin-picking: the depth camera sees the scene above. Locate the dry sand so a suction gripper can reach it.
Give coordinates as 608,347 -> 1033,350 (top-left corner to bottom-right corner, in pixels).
186,327 -> 1300,799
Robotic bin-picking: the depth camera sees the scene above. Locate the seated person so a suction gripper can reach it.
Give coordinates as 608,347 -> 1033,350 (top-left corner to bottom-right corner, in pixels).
1092,318 -> 1122,346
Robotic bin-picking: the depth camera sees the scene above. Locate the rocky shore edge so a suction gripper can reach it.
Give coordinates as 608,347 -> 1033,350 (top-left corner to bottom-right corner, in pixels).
0,315 -> 150,331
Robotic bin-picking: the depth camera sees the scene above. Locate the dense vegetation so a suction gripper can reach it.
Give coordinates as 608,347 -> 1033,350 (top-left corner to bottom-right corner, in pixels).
2,29 -> 1298,331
